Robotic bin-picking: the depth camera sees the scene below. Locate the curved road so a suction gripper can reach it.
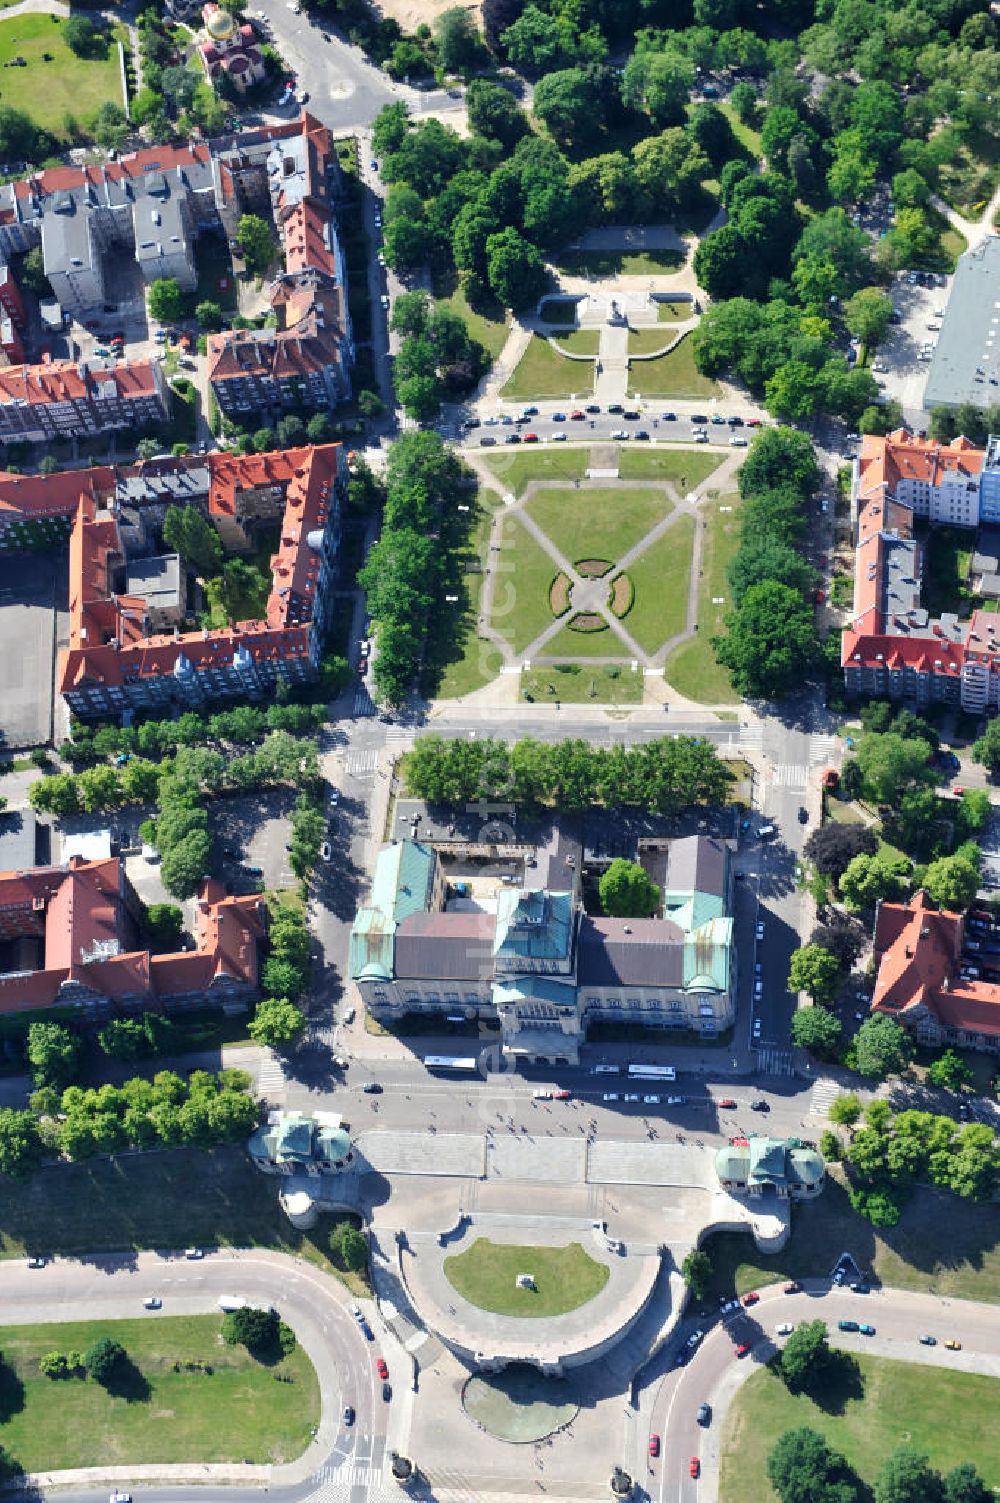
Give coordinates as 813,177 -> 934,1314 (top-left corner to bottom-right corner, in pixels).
648,1281 -> 1000,1503
2,1249 -> 393,1503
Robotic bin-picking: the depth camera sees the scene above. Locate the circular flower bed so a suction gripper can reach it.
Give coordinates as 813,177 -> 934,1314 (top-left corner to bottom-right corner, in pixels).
549,572 -> 572,616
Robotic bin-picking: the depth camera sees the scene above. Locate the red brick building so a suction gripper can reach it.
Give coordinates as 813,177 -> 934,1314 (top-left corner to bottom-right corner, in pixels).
872,891 -> 1000,1051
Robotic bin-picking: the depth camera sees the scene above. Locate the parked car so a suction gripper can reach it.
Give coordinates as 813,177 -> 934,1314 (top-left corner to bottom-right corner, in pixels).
719,1097 -> 736,1109
27,1256 -> 46,1269
944,1338 -> 962,1350
184,1247 -> 204,1259
919,1334 -> 937,1345
743,1291 -> 759,1306
837,1320 -> 859,1332
382,1381 -> 392,1401
143,1296 -> 162,1309
776,1322 -> 794,1336
784,1282 -> 801,1294
859,1324 -> 876,1336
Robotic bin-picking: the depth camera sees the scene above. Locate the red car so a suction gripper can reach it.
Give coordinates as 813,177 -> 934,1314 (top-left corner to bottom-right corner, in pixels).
746,417 -> 761,427
376,1358 -> 388,1379
648,1434 -> 660,1458
743,1291 -> 759,1307
570,409 -> 585,420
718,1097 -> 736,1109
814,589 -> 826,604
523,432 -> 539,443
689,1458 -> 700,1479
554,1090 -> 571,1100
784,1281 -> 801,1294
734,1342 -> 749,1358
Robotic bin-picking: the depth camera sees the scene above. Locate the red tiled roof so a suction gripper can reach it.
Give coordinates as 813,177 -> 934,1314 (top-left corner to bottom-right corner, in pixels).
872,891 -> 1000,1037
0,358 -> 159,409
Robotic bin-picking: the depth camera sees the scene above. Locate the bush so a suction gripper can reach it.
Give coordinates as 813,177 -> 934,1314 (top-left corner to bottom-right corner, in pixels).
329,1218 -> 367,1272
223,1304 -> 282,1353
85,1336 -> 126,1383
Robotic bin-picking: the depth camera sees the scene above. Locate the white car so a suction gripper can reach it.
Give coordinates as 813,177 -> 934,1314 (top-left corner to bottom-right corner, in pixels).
532,1089 -> 552,1100
927,320 -> 940,330
693,432 -> 709,443
776,1322 -> 794,1337
643,1094 -> 660,1104
611,429 -> 630,440
729,435 -> 747,446
321,841 -> 332,862
624,1092 -> 640,1102
143,1296 -> 162,1310
602,1092 -> 620,1102
552,432 -> 567,441
755,921 -> 765,940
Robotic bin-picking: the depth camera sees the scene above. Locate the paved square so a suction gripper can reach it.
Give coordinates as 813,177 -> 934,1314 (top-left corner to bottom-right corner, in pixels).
0,552 -> 66,747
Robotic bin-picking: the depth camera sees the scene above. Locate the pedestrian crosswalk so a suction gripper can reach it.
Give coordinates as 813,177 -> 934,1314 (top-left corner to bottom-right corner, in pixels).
256,1055 -> 286,1096
772,763 -> 809,790
808,1076 -> 843,1117
347,748 -> 379,778
384,726 -> 413,745
755,1045 -> 795,1077
809,732 -> 840,765
304,1461 -> 394,1503
739,722 -> 765,753
352,688 -> 377,717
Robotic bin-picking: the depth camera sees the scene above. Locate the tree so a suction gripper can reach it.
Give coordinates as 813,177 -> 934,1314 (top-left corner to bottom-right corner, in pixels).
767,1426 -> 859,1503
397,373 -> 441,423
85,1336 -> 127,1384
874,1448 -> 944,1503
943,1464 -> 993,1503
621,47 -> 695,128
147,279 -> 184,324
844,287 -> 894,350
791,1006 -> 843,1057
779,1320 -> 832,1391
465,80 -> 528,149
830,1093 -> 862,1126
839,850 -> 910,910
788,945 -> 841,1005
93,102 -> 128,153
485,227 -> 547,311
306,412 -> 333,442
680,1248 -> 712,1300
973,717 -> 1000,775
855,733 -> 932,805
854,1014 -> 914,1082
434,6 -> 483,73
955,788 -> 991,839
534,68 -> 604,149
26,1022 -> 80,1090
599,858 -> 660,918
160,828 -> 212,900
163,504 -> 223,577
237,214 -> 276,274
64,15 -> 99,55
98,1019 -> 151,1062
811,916 -> 866,970
19,245 -> 50,297
144,902 -> 184,949
277,412 -> 306,448
248,997 -> 306,1050
927,1049 -> 974,1093
740,426 -> 821,500
330,1217 -> 368,1271
195,300 -> 224,332
922,853 -> 980,911
501,4 -> 580,74
804,823 -> 878,880
713,580 -> 818,700
223,1304 -> 281,1351
0,1107 -> 41,1180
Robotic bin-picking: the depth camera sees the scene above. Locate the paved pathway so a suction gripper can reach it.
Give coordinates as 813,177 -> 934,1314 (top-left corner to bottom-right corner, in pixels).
0,0 -> 69,17
930,180 -> 1000,252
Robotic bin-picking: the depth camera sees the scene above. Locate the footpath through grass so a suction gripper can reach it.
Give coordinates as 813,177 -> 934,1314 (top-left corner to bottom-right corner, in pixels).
434,491 -> 505,699
0,14 -> 127,138
525,484 -> 670,561
483,448 -> 588,497
720,1353 -> 1000,1503
491,514 -> 559,653
665,491 -> 741,704
626,515 -> 695,653
444,1239 -> 609,1316
0,1314 -> 318,1470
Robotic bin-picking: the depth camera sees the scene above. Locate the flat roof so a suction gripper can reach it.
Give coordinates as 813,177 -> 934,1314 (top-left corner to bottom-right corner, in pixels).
924,237 -> 1000,409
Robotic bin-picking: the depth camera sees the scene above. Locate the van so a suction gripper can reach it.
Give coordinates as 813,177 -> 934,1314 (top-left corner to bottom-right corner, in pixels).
217,1295 -> 246,1313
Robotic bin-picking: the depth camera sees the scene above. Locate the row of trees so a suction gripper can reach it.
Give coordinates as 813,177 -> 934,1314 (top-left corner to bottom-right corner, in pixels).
60,702 -> 325,768
246,903 -> 312,1050
769,1427 -> 990,1503
389,290 -> 489,423
712,427 -> 823,700
402,734 -> 729,813
358,431 -> 474,706
0,1066 -> 256,1180
829,1094 -> 999,1226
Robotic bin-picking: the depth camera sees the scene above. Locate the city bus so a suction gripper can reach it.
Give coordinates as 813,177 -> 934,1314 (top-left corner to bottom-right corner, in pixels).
424,1055 -> 480,1073
626,1064 -> 677,1082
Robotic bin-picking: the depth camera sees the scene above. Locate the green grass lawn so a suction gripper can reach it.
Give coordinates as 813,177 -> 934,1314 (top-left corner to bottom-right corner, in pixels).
628,327 -> 677,357
501,335 -> 596,401
543,620 -> 622,657
194,233 -> 238,314
657,301 -> 692,322
720,1354 -> 1000,1503
703,1168 -> 1000,1307
719,101 -> 763,160
551,328 -> 600,355
491,514 -> 561,652
434,273 -> 509,363
0,1146 -> 368,1293
553,248 -> 685,276
0,1314 -> 318,1471
525,484 -> 670,562
521,664 -> 642,704
444,1239 -> 609,1316
482,448 -> 588,497
434,493 -> 505,699
0,14 -> 127,138
617,448 -> 724,490
625,515 -> 695,653
628,337 -> 721,399
665,491 -> 741,704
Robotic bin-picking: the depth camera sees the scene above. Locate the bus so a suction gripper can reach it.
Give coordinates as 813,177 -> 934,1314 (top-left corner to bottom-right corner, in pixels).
424,1055 -> 479,1073
627,1064 -> 677,1082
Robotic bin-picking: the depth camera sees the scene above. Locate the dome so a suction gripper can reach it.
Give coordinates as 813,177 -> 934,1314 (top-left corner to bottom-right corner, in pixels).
789,1147 -> 826,1187
206,7 -> 236,41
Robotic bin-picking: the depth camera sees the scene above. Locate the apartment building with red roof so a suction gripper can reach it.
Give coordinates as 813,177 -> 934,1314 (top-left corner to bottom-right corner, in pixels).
842,430 -> 1000,711
872,891 -> 1000,1051
0,855 -> 265,1021
0,357 -> 168,443
52,442 -> 345,719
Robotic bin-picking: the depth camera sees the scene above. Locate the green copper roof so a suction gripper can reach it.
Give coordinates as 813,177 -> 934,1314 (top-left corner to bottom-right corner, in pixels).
349,906 -> 395,981
371,840 -> 436,923
493,976 -> 578,1009
494,889 -> 574,962
682,917 -> 733,992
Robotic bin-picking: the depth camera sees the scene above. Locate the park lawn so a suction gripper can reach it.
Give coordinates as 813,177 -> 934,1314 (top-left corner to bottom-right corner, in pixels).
501,335 -> 595,401
444,1239 -> 609,1316
525,484 -> 670,562
542,620 -> 624,658
665,491 -> 741,704
435,493 -> 505,699
0,14 -> 127,139
553,248 -> 685,276
617,448 -> 724,490
490,514 -> 560,653
521,664 -> 642,704
720,1354 -> 1000,1503
703,1169 -> 1000,1308
625,514 -> 695,653
657,301 -> 691,322
628,337 -> 721,399
719,101 -> 763,160
0,1314 -> 318,1470
0,1147 -> 368,1295
435,274 -> 509,362
628,327 -> 678,358
482,448 -> 588,497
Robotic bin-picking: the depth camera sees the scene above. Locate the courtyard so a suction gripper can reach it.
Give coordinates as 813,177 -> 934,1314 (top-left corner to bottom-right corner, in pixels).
0,551 -> 67,748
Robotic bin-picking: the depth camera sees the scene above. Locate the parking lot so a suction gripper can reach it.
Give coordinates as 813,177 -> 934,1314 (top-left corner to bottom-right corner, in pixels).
0,552 -> 66,748
871,270 -> 953,419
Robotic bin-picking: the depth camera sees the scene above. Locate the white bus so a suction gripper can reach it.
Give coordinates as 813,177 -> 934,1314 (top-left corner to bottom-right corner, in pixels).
627,1064 -> 677,1082
424,1055 -> 479,1073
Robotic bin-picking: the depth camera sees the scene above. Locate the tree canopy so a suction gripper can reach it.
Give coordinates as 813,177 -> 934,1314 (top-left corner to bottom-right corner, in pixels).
599,859 -> 661,917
